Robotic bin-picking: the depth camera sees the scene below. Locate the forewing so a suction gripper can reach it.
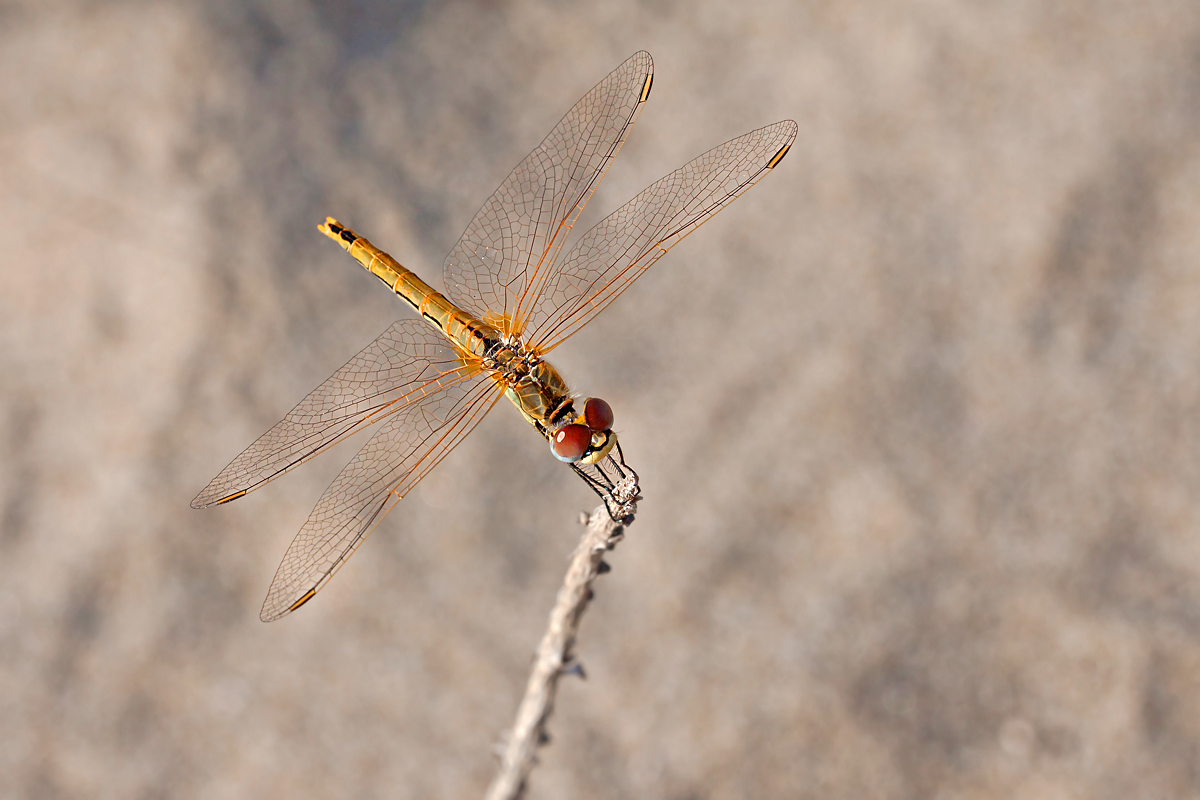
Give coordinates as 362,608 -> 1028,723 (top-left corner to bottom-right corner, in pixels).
526,120 -> 798,351
259,368 -> 502,621
443,51 -> 653,337
192,320 -> 477,508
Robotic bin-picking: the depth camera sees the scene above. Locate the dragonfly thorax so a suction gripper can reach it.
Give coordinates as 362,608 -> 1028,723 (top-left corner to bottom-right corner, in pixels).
485,338 -> 575,433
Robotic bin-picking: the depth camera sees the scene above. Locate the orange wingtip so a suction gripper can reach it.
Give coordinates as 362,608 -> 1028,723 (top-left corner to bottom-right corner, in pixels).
288,589 -> 317,612
767,143 -> 791,169
640,72 -> 654,103
214,489 -> 247,505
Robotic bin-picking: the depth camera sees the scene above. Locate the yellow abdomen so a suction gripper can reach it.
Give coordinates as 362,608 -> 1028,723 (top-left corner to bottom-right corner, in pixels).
318,218 -> 494,359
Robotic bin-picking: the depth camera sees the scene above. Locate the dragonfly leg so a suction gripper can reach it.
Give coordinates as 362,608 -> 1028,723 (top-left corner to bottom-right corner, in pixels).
570,438 -> 640,521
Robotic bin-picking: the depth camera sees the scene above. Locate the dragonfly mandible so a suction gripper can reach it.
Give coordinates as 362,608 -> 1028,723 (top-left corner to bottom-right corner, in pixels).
193,51 -> 797,621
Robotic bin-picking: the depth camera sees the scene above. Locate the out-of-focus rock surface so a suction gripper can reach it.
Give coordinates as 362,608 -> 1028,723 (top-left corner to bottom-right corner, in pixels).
4,0 -> 1200,796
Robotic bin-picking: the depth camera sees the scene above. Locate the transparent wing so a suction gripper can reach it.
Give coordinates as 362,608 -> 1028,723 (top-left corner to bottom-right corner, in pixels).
525,120 -> 798,351
443,51 -> 654,338
260,369 -> 503,622
192,320 -> 479,508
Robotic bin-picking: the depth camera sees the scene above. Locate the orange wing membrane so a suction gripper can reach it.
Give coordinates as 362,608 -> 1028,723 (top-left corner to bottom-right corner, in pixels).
443,51 -> 653,339
526,121 -> 797,351
193,51 -> 794,620
192,321 -> 484,509
260,372 -> 501,621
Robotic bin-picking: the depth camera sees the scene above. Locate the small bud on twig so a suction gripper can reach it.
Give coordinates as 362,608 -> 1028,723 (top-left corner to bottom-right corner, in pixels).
560,660 -> 587,680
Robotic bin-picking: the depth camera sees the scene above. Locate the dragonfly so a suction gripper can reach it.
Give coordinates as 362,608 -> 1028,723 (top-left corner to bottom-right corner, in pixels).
193,51 -> 796,622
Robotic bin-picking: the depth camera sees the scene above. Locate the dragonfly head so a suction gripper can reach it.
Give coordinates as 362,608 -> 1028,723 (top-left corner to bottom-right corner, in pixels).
551,398 -> 617,464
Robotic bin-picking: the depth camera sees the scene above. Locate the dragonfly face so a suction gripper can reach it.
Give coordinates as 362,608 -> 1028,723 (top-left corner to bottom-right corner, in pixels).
193,50 -> 796,621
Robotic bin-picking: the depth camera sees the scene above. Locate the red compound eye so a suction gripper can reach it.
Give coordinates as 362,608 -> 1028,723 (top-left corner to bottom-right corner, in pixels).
551,424 -> 592,462
583,397 -> 614,432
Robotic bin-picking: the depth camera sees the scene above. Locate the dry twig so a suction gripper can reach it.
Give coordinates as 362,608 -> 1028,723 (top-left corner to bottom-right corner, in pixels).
484,486 -> 638,800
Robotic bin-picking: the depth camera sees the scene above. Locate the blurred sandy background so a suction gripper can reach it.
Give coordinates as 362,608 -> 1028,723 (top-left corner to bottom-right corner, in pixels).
4,0 -> 1200,797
